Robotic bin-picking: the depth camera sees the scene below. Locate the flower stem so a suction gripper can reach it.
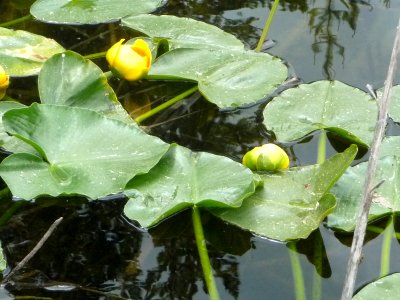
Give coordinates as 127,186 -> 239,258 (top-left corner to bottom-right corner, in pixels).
0,15 -> 33,28
83,51 -> 107,60
135,85 -> 198,124
288,242 -> 306,300
192,206 -> 220,300
255,0 -> 280,52
380,215 -> 393,277
317,129 -> 327,164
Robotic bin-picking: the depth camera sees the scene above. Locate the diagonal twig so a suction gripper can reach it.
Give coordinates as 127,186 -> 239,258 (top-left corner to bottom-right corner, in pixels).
2,217 -> 63,283
341,18 -> 400,300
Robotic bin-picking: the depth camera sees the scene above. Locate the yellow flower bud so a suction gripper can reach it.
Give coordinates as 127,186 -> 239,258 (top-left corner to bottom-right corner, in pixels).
106,38 -> 152,81
242,143 -> 289,171
0,65 -> 10,100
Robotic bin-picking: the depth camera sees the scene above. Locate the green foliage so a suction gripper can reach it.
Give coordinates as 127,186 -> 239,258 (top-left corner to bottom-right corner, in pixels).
123,144 -> 256,227
0,242 -> 5,273
0,104 -> 169,199
0,27 -> 64,76
149,48 -> 288,108
263,80 -> 378,147
122,14 -> 244,50
352,273 -> 400,299
211,145 -> 357,241
30,0 -> 165,24
328,136 -> 400,232
39,51 -> 132,123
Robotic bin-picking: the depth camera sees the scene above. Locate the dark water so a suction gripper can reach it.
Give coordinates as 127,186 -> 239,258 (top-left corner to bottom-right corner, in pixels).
0,0 -> 400,299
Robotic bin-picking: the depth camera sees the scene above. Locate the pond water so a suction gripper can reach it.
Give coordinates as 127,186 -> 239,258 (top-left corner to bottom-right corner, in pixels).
1,0 -> 400,299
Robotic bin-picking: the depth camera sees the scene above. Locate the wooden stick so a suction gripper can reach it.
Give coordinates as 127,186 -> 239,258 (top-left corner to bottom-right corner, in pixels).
2,217 -> 63,283
341,18 -> 400,300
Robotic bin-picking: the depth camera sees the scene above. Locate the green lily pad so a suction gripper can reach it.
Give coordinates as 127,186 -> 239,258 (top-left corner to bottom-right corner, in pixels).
0,101 -> 36,154
328,136 -> 400,232
263,81 -> 377,147
0,27 -> 64,77
149,48 -> 288,108
123,144 -> 256,228
388,85 -> 400,123
122,14 -> 244,50
39,51 -> 132,123
353,273 -> 400,299
30,0 -> 165,25
0,104 -> 169,200
210,145 -> 358,241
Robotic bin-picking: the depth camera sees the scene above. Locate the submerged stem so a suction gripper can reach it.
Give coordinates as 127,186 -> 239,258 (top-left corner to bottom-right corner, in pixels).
135,85 -> 198,124
255,0 -> 280,52
0,15 -> 33,28
192,206 -> 220,300
317,129 -> 327,164
380,215 -> 393,277
288,243 -> 306,300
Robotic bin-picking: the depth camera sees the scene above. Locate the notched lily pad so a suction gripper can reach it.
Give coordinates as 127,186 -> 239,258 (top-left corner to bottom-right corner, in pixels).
263,80 -> 377,147
149,48 -> 288,108
122,14 -> 244,50
0,104 -> 169,200
0,27 -> 64,76
210,145 -> 358,241
30,0 -> 165,24
123,144 -> 256,228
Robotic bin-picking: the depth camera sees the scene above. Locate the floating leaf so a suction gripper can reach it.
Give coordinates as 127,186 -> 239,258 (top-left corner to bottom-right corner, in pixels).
0,104 -> 169,200
123,144 -> 256,228
0,27 -> 64,76
388,85 -> 400,123
210,145 -> 357,241
263,81 -> 377,147
0,101 -> 36,154
327,136 -> 400,232
122,14 -> 244,50
353,273 -> 400,300
30,0 -> 165,25
39,51 -> 132,123
149,48 -> 287,108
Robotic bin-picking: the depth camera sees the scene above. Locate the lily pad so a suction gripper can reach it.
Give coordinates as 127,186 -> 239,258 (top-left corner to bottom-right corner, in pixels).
0,101 -> 36,154
328,136 -> 400,232
30,0 -> 165,25
0,27 -> 64,76
263,81 -> 377,147
39,51 -> 132,123
149,48 -> 288,108
388,85 -> 400,123
122,14 -> 244,50
353,273 -> 400,300
0,104 -> 169,200
123,144 -> 256,228
210,145 -> 358,241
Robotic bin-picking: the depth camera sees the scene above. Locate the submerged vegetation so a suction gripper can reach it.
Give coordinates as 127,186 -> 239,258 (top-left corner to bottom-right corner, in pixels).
0,0 -> 399,299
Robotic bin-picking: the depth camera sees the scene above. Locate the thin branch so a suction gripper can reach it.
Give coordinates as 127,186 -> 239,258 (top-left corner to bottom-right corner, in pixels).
2,217 -> 63,283
341,18 -> 400,300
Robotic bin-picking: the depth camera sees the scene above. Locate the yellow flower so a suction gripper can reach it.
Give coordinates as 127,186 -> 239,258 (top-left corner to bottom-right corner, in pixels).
242,143 -> 289,171
0,65 -> 10,100
106,39 -> 152,81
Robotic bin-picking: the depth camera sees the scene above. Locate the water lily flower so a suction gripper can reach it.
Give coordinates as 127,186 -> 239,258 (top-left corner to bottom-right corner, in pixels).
0,65 -> 9,100
106,38 -> 152,81
242,143 -> 289,171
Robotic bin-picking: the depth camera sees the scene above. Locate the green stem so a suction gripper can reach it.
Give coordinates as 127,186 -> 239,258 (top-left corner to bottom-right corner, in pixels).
255,0 -> 280,52
135,85 -> 198,124
317,129 -> 327,164
0,15 -> 33,28
192,206 -> 220,300
367,225 -> 400,240
380,215 -> 393,277
0,200 -> 26,227
83,51 -> 107,60
312,236 -> 323,300
288,242 -> 306,300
